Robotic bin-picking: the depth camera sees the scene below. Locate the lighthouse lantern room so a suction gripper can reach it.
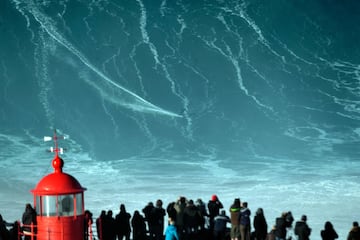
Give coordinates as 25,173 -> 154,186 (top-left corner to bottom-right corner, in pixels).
31,131 -> 87,240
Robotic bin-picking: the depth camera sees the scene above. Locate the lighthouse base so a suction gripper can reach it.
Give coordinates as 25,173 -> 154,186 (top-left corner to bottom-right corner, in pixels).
36,215 -> 84,240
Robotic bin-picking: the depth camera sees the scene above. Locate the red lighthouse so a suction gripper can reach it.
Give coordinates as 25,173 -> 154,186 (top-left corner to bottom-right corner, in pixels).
30,131 -> 87,240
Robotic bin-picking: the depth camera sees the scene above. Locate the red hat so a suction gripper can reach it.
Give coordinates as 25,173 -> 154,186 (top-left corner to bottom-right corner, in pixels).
211,194 -> 218,201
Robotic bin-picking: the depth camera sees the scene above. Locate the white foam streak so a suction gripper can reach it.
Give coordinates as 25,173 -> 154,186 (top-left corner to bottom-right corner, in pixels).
202,37 -> 273,112
13,0 -> 181,118
136,0 -> 193,138
318,90 -> 360,121
159,0 -> 168,17
236,1 -> 284,61
35,31 -> 55,125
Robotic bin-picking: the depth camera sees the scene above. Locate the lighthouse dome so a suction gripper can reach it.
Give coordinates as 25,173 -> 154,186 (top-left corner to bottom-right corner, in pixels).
31,155 -> 86,195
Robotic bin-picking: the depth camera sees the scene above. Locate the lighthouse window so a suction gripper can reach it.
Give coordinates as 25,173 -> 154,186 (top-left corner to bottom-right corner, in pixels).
75,193 -> 83,216
59,195 -> 74,216
35,196 -> 41,215
42,196 -> 57,216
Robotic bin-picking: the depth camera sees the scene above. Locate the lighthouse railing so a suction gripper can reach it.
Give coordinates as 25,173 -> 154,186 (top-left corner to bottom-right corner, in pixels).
17,220 -> 94,240
17,221 -> 36,240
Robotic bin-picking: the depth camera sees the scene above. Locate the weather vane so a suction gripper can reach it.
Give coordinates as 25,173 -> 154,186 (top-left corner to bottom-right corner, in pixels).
44,129 -> 68,156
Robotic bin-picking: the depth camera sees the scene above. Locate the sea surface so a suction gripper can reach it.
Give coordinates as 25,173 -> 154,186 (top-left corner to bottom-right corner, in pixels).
1,0 -> 360,239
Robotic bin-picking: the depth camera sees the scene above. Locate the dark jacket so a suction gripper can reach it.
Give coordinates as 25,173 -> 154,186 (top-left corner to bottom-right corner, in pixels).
131,211 -> 147,240
22,205 -> 36,233
0,218 -> 10,240
183,203 -> 202,230
294,221 -> 311,240
274,217 -> 287,239
348,226 -> 360,240
208,200 -> 223,219
239,207 -> 251,226
214,214 -> 230,232
115,210 -> 131,234
151,206 -> 166,228
253,213 -> 268,240
321,222 -> 338,240
174,200 -> 187,228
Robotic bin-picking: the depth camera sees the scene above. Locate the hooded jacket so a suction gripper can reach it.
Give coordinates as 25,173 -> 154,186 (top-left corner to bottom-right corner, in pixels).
165,224 -> 179,240
239,207 -> 251,226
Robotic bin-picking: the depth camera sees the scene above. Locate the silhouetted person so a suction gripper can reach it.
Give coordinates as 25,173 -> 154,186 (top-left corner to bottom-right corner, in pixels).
105,210 -> 116,240
96,210 -> 106,240
347,221 -> 360,240
208,195 -> 223,235
239,202 -> 251,240
131,210 -> 147,240
284,211 -> 294,240
294,215 -> 311,240
22,203 -> 37,240
84,210 -> 93,240
253,208 -> 268,240
152,199 -> 166,240
0,214 -> 10,240
183,199 -> 202,240
174,196 -> 187,240
143,202 -> 155,238
213,210 -> 230,240
115,204 -> 131,240
229,198 -> 241,240
9,221 -> 19,240
321,221 -> 338,240
285,212 -> 294,228
274,212 -> 287,240
165,217 -> 179,240
167,202 -> 177,222
195,198 -> 208,230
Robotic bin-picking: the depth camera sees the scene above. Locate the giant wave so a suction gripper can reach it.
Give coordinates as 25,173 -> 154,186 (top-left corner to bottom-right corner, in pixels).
1,1 -> 360,239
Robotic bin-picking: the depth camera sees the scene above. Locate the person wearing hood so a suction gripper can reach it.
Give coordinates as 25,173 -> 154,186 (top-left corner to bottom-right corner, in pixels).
347,221 -> 360,240
239,202 -> 251,240
253,208 -> 268,240
22,203 -> 37,240
131,210 -> 147,240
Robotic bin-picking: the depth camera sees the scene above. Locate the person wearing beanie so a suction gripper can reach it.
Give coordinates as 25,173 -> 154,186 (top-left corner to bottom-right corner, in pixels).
208,194 -> 223,234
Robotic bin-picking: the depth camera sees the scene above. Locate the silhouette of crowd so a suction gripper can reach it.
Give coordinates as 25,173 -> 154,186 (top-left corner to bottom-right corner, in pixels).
77,195 -> 349,240
1,194 -> 359,240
